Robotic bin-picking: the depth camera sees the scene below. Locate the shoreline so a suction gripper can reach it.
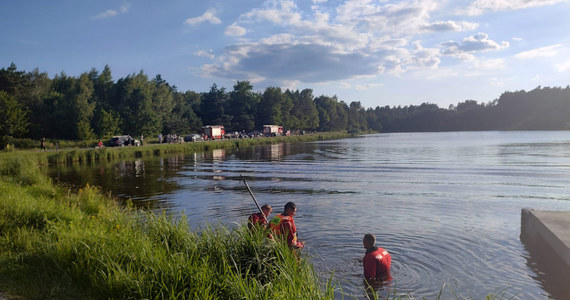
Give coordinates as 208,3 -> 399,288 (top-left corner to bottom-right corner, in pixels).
0,132 -> 355,299
1,132 -> 354,166
0,154 -> 336,299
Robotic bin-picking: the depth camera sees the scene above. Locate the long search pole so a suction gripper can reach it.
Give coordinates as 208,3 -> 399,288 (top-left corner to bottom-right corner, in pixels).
241,177 -> 268,223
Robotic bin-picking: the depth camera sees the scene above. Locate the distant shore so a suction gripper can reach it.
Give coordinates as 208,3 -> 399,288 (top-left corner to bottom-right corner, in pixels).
2,131 -> 354,166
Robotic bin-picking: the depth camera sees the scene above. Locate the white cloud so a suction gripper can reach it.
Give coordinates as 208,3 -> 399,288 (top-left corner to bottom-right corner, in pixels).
225,24 -> 247,36
196,0 -> 532,90
512,37 -> 523,42
336,0 -> 440,36
194,49 -> 215,59
312,0 -> 327,3
471,58 -> 506,71
425,68 -> 459,79
355,82 -> 383,90
459,0 -> 570,16
422,20 -> 479,32
184,9 -> 221,26
242,0 -> 302,26
406,41 -> 441,70
199,1 -> 446,87
489,77 -> 505,86
93,10 -> 118,20
441,32 -> 509,57
489,76 -> 516,87
92,3 -> 130,20
279,79 -> 301,90
259,33 -> 295,44
119,4 -> 130,14
556,60 -> 570,72
201,42 -> 382,83
514,44 -> 562,59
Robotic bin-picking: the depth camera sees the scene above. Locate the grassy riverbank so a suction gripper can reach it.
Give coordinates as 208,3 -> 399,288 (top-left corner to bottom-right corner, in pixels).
4,132 -> 352,166
0,155 -> 336,299
0,134 -> 513,299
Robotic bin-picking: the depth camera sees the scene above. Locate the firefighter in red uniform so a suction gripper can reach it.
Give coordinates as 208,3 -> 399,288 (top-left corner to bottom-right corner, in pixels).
248,204 -> 272,229
269,202 -> 305,249
363,233 -> 392,281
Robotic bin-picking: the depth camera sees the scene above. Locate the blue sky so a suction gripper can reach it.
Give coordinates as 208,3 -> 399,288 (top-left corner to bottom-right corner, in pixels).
2,0 -> 569,109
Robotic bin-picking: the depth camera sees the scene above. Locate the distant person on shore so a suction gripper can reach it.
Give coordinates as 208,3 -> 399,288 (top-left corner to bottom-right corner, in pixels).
97,140 -> 104,148
40,137 -> 46,151
158,133 -> 162,144
269,202 -> 305,249
363,233 -> 392,281
248,204 -> 272,230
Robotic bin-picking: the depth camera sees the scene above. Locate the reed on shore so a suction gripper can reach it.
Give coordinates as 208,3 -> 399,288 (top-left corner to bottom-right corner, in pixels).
0,135 -> 515,299
3,132 -> 352,166
0,155 -> 337,299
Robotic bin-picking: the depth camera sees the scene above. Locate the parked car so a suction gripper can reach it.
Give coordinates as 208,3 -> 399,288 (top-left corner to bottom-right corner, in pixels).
224,131 -> 240,139
108,135 -> 140,147
184,134 -> 204,142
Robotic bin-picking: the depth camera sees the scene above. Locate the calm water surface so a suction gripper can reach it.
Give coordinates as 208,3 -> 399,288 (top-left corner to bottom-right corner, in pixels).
48,131 -> 570,299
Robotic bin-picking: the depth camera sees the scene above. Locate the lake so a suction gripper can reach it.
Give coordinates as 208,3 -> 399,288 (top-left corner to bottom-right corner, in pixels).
48,131 -> 570,299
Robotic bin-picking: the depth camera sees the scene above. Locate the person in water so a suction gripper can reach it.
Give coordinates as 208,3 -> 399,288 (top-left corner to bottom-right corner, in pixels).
269,202 -> 305,249
363,233 -> 391,281
248,204 -> 272,229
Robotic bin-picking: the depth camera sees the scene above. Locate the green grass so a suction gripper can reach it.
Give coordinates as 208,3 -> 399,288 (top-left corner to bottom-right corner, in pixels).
0,155 -> 338,299
0,139 -> 520,299
3,132 -> 353,166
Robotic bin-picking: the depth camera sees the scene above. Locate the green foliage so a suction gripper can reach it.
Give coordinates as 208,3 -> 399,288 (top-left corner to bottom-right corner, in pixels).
92,108 -> 120,138
257,87 -> 293,127
347,101 -> 368,133
51,72 -> 90,139
227,81 -> 260,132
315,95 -> 348,131
0,91 -> 29,149
201,83 -> 229,126
0,142 -> 520,299
0,164 -> 336,299
0,154 -> 49,186
2,63 -> 570,141
31,132 -> 347,166
168,91 -> 203,134
0,63 -> 28,100
287,89 -> 320,131
114,72 -> 160,136
77,120 -> 96,140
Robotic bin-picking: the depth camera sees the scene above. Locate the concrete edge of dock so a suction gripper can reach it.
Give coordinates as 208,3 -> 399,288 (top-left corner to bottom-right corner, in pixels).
521,208 -> 570,268
520,208 -> 570,299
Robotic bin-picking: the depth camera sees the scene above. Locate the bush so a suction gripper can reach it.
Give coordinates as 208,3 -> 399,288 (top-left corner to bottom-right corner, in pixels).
0,155 -> 48,186
0,175 -> 336,299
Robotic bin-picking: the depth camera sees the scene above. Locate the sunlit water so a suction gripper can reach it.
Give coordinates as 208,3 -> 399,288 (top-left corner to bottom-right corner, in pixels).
48,131 -> 570,299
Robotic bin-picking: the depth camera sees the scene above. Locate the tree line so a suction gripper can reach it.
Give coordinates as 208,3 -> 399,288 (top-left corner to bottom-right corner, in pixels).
1,63 -> 569,148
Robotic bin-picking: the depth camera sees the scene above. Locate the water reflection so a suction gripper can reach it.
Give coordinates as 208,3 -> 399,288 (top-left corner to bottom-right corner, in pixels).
206,148 -> 226,162
47,144 -> 296,209
49,156 -> 185,209
363,275 -> 393,300
520,223 -> 570,299
46,132 -> 570,299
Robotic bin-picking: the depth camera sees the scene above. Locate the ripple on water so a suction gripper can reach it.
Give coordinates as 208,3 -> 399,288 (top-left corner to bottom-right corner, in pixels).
47,132 -> 570,299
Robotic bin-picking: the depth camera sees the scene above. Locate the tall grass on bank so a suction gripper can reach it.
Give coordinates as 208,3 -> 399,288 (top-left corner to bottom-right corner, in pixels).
0,142 -> 515,299
2,132 -> 352,166
0,155 -> 336,299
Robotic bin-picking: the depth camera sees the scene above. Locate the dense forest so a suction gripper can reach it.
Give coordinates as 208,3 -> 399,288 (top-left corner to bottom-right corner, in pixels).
1,63 -> 569,148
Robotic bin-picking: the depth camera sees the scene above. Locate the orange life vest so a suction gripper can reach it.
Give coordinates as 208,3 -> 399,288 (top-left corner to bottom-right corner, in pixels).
269,214 -> 298,245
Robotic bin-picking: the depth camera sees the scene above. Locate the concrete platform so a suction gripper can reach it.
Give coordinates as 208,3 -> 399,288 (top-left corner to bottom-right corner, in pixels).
521,209 -> 570,299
